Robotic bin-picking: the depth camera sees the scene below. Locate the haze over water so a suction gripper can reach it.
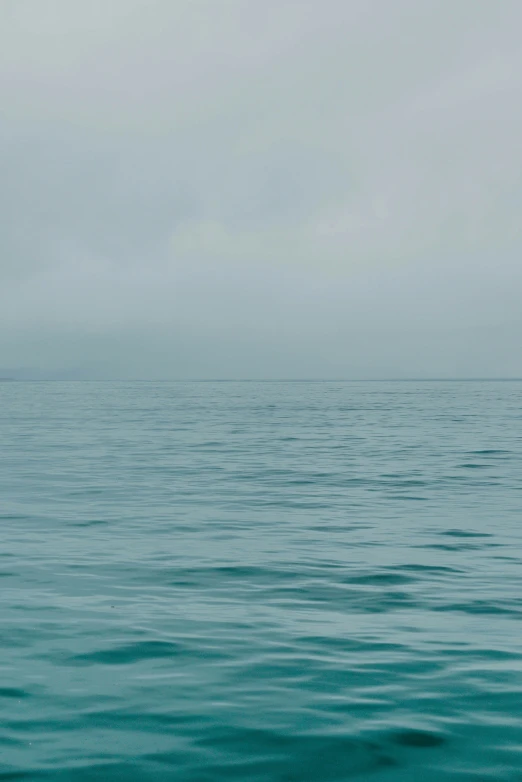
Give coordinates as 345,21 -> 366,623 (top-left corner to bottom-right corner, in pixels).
2,380 -> 521,781
2,1 -> 522,380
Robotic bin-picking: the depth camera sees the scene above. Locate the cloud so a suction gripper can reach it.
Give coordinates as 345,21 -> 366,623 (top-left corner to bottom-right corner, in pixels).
1,0 -> 522,376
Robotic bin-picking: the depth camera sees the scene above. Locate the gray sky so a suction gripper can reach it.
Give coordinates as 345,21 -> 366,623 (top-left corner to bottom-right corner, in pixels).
1,0 -> 521,378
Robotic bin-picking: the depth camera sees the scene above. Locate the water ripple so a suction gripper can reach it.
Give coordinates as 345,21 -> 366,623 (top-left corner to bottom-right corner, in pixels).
1,380 -> 521,780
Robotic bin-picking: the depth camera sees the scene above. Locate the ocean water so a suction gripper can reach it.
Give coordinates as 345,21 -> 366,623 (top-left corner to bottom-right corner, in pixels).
1,380 -> 522,781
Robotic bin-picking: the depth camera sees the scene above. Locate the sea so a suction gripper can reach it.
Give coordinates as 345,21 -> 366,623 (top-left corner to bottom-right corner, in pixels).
1,380 -> 521,781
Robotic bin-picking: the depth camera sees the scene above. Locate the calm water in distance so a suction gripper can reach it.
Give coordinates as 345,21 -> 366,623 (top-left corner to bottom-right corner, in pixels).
1,380 -> 521,781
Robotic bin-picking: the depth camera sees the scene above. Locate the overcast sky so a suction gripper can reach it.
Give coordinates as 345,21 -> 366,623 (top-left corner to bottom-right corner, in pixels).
1,0 -> 521,378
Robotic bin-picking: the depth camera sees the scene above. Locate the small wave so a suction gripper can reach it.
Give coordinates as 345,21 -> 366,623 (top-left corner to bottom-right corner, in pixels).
68,640 -> 188,666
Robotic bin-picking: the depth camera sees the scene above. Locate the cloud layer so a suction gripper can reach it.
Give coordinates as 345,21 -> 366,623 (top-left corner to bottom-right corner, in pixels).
1,0 -> 521,377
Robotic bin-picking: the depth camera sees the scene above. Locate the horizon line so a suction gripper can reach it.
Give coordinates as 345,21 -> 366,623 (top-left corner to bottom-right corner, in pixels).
2,377 -> 522,383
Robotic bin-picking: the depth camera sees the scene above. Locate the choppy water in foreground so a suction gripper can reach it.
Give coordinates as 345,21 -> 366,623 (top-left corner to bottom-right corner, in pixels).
1,380 -> 522,781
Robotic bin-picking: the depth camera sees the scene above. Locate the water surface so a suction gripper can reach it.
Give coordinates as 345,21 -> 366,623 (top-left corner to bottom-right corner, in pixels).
1,381 -> 521,780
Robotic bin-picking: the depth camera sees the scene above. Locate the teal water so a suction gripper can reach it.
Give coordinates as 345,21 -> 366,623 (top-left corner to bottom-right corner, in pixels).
1,380 -> 522,781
